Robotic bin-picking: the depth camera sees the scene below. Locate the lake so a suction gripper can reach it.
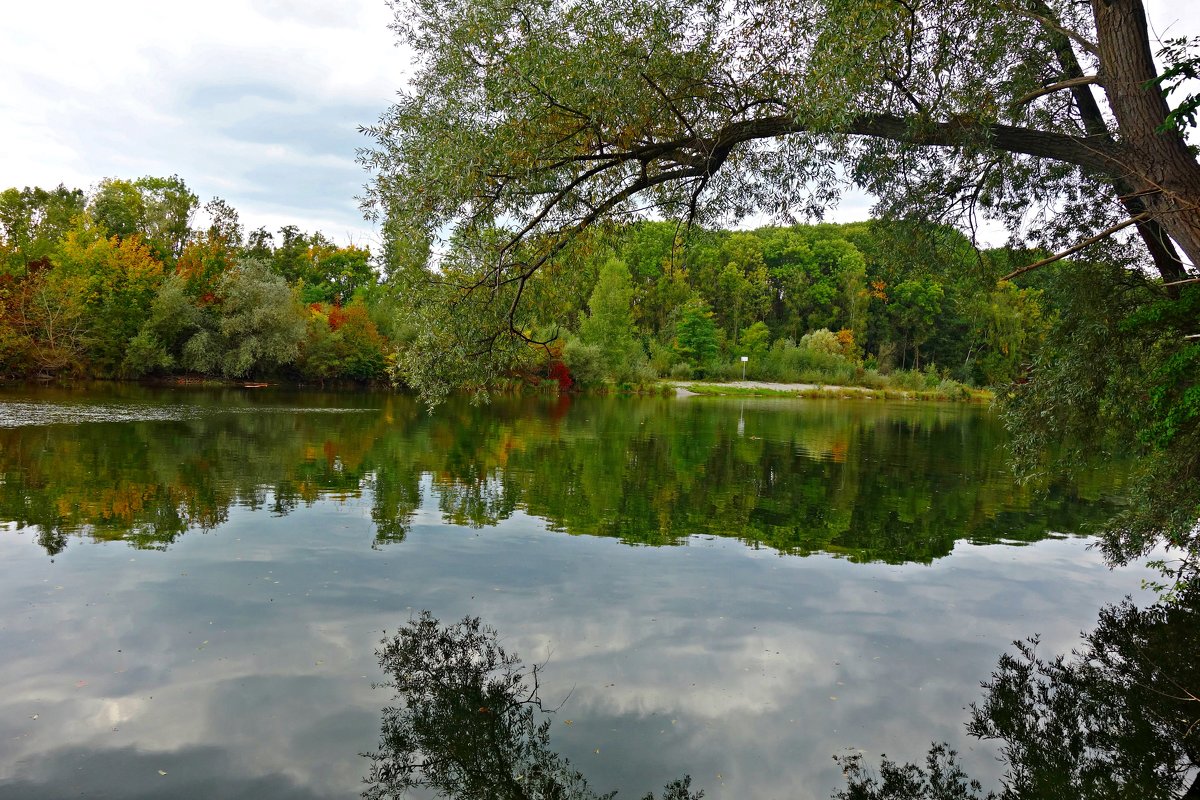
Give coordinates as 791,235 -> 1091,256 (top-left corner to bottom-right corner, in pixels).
0,385 -> 1151,799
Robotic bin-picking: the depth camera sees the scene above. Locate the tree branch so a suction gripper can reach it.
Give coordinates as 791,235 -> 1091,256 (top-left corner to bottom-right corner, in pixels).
1001,214 -> 1147,281
1000,1 -> 1099,55
1011,75 -> 1101,108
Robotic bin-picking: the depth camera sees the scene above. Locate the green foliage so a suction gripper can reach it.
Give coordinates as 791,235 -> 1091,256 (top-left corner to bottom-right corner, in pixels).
90,175 -> 197,263
1003,262 -> 1200,571
888,279 -> 945,370
737,320 -> 771,360
123,275 -> 208,377
5,267 -> 91,375
297,301 -> 390,383
756,338 -> 862,386
562,339 -> 609,387
700,233 -> 772,346
970,282 -> 1046,386
0,178 -> 396,384
578,257 -> 648,382
391,230 -> 541,403
674,303 -> 719,368
0,185 -> 85,275
123,329 -> 176,377
89,178 -> 144,240
54,222 -> 164,376
360,0 -> 1200,401
192,258 -> 307,378
799,328 -> 842,357
1150,37 -> 1200,134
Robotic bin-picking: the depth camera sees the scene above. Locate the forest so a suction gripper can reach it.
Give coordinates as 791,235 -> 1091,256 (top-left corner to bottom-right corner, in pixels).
0,175 -> 1048,393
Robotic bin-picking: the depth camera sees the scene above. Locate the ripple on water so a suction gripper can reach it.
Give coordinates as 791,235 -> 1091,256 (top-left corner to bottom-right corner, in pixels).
0,401 -> 369,428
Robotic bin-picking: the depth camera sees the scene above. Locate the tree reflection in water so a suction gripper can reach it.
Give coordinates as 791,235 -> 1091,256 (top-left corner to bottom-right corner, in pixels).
362,612 -> 700,800
837,584 -> 1200,800
364,592 -> 1199,800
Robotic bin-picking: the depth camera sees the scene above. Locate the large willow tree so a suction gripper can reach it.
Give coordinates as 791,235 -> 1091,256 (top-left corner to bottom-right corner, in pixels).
362,0 -> 1198,290
361,0 -> 1200,565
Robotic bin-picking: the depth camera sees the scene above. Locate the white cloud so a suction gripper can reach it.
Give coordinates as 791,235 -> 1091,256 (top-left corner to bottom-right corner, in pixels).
0,0 -> 409,245
0,1 -> 1194,249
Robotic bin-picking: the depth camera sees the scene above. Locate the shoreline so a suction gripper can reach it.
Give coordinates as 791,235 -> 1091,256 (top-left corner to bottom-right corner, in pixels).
0,376 -> 994,404
670,380 -> 993,403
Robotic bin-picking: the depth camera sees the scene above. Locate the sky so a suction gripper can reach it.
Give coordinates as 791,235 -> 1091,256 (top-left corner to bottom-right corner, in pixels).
0,1 -> 1196,249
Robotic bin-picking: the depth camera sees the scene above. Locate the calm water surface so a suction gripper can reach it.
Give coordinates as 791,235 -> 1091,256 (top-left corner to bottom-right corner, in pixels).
0,386 -> 1150,799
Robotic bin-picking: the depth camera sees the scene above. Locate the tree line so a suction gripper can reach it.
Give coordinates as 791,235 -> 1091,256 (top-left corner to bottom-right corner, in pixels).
505,218 -> 1047,392
1,176 -> 1049,393
0,176 -> 398,383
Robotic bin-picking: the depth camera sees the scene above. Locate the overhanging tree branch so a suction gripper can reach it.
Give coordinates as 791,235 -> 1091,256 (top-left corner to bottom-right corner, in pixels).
1001,214 -> 1148,281
1011,75 -> 1101,108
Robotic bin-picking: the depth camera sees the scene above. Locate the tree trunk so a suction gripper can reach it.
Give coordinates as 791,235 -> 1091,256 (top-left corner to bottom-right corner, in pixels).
1094,0 -> 1200,276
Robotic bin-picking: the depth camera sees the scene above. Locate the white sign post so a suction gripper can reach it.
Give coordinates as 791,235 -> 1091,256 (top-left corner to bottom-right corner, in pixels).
740,355 -> 748,380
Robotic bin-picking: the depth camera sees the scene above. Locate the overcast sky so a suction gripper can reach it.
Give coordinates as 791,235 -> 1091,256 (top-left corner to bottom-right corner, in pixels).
0,1 -> 1195,249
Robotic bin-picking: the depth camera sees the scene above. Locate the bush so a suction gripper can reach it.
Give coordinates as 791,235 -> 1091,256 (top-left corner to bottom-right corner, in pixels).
937,379 -> 971,400
757,338 -> 853,382
889,369 -> 929,391
562,339 -> 608,387
649,339 -> 680,376
799,328 -> 841,357
669,362 -> 693,379
296,302 -> 390,383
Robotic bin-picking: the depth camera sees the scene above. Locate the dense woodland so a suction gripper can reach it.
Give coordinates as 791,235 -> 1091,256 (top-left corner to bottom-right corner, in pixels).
0,177 -> 396,384
0,175 -> 1050,392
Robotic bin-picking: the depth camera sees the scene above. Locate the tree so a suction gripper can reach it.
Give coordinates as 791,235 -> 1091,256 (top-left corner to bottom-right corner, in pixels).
697,233 -> 771,346
0,185 -> 86,275
674,302 -> 719,367
182,258 -> 307,378
1002,260 -> 1200,572
297,301 -> 390,383
133,175 -> 198,262
123,274 -> 206,377
737,320 -> 771,360
53,221 -> 164,375
889,278 -> 945,370
362,0 -> 1200,350
968,282 -> 1047,386
362,0 -> 1200,560
577,257 -> 647,381
90,176 -> 197,263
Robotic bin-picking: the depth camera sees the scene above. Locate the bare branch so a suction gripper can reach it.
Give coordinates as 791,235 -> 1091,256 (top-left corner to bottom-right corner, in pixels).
1011,75 -> 1101,108
1001,214 -> 1147,281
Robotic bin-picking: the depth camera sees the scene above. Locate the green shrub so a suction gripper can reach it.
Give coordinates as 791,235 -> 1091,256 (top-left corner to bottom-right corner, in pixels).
562,339 -> 608,387
669,362 -> 693,380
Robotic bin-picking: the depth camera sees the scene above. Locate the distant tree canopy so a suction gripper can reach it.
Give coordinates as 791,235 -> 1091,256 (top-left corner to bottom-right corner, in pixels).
0,176 -> 392,384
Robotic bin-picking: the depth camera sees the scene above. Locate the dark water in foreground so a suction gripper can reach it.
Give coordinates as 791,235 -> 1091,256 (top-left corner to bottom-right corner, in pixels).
0,386 -> 1150,799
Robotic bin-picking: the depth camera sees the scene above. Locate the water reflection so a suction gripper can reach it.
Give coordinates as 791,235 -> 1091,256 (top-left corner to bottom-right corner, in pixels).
0,512 -> 1155,799
373,593 -> 1199,800
0,387 -> 1123,563
839,584 -> 1200,799
364,613 -> 699,800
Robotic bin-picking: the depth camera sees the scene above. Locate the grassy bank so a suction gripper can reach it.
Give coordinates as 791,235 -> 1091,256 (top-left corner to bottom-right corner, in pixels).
675,381 -> 993,403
